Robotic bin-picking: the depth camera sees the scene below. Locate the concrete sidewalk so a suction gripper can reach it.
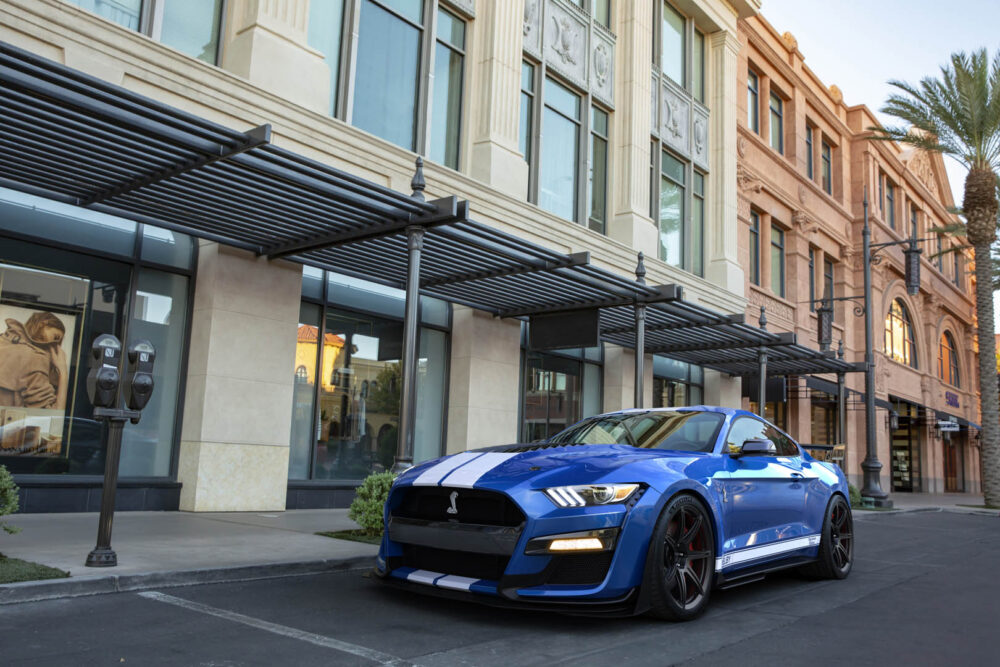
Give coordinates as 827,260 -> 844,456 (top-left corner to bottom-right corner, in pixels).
874,491 -> 994,512
0,509 -> 377,605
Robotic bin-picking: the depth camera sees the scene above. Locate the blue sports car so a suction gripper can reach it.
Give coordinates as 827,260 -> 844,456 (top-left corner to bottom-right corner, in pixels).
374,406 -> 854,620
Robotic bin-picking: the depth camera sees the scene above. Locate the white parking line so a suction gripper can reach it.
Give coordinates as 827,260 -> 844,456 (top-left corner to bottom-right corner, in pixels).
137,591 -> 409,666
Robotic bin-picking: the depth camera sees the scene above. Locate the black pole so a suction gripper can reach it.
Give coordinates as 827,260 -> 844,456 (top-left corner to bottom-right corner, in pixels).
837,340 -> 847,447
393,225 -> 424,472
86,418 -> 125,567
861,187 -> 891,506
757,348 -> 767,418
634,253 -> 647,409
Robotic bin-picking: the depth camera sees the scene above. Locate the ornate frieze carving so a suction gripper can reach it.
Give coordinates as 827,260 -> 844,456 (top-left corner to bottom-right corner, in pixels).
543,0 -> 588,89
747,289 -> 794,323
589,31 -> 614,103
523,0 -> 541,56
909,151 -> 939,197
660,83 -> 690,154
692,108 -> 709,169
737,164 -> 763,194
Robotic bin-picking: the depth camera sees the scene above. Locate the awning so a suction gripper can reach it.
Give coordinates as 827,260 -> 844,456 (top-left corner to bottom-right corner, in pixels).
0,40 -> 861,452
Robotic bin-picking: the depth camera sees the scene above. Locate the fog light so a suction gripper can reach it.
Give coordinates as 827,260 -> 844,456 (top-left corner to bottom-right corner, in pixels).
524,528 -> 619,555
549,538 -> 605,551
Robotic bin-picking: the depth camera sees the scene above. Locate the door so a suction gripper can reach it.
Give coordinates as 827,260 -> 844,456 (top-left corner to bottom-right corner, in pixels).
720,417 -> 810,567
521,352 -> 582,442
890,401 -> 921,492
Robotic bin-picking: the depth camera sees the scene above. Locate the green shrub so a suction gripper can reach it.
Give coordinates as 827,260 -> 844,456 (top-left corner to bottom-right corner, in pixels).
348,471 -> 396,537
0,465 -> 20,535
848,483 -> 862,507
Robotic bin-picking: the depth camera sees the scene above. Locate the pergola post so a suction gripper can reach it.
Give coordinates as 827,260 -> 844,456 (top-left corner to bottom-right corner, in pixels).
837,340 -> 847,445
757,306 -> 767,418
393,160 -> 427,473
634,252 -> 646,409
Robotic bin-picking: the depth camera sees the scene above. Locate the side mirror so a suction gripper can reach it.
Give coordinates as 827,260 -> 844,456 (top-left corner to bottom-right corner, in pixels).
733,438 -> 777,457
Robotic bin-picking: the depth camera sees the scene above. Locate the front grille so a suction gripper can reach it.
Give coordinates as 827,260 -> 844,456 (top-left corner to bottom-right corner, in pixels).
399,544 -> 510,581
547,552 -> 614,585
394,487 -> 525,527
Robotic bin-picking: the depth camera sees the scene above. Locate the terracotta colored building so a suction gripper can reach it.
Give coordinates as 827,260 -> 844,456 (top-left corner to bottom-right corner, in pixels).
737,16 -> 981,494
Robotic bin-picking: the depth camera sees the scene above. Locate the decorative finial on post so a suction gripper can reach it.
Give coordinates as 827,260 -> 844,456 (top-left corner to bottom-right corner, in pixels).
758,305 -> 767,331
410,156 -> 426,201
837,339 -> 845,360
635,252 -> 646,285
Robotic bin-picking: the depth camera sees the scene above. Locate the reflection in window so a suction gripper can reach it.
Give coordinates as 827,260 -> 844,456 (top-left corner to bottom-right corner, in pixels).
821,140 -> 832,194
660,1 -> 685,86
749,211 -> 760,285
519,61 -> 535,171
747,71 -> 759,133
884,299 -> 917,368
308,0 -> 346,115
659,151 -> 685,267
67,0 -> 142,30
588,107 -> 609,234
770,225 -> 785,298
769,92 -> 783,153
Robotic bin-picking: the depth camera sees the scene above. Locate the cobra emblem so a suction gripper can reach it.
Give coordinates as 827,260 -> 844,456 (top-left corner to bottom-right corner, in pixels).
446,490 -> 459,515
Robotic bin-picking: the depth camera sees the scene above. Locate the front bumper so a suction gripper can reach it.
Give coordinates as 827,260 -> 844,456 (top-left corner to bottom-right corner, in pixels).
376,482 -> 659,611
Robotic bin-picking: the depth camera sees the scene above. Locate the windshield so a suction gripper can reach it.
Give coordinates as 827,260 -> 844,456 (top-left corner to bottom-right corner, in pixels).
548,411 -> 725,452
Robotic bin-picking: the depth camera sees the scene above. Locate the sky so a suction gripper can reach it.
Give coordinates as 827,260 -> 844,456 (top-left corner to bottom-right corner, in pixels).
758,0 -> 1000,326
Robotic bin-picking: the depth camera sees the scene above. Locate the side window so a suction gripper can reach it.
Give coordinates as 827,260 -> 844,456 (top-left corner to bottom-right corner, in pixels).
764,426 -> 800,457
726,417 -> 767,453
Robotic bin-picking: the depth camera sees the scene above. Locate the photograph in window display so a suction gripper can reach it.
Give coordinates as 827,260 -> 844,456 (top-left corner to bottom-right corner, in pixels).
0,304 -> 80,457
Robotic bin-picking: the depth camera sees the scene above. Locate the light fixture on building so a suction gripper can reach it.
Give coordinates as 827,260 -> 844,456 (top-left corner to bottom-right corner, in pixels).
904,238 -> 923,295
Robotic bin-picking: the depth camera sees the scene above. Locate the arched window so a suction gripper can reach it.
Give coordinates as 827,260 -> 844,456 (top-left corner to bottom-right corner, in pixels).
884,299 -> 917,368
939,331 -> 960,387
294,365 -> 309,383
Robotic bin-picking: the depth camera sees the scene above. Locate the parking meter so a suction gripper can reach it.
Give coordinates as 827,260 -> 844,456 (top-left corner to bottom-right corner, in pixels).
124,340 -> 155,418
86,334 -> 122,408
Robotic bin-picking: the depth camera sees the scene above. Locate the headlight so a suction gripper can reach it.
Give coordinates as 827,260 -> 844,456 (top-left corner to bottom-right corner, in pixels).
543,484 -> 640,508
524,528 -> 619,554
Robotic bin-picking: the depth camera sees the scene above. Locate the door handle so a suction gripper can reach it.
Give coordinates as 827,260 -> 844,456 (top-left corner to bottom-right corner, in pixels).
790,473 -> 805,481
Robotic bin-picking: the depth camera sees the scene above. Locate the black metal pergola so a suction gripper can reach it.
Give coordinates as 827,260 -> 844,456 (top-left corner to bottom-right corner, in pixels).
0,41 -> 861,465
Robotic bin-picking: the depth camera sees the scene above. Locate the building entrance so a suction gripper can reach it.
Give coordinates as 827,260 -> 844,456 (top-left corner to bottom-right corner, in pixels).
943,435 -> 964,492
890,399 -> 922,492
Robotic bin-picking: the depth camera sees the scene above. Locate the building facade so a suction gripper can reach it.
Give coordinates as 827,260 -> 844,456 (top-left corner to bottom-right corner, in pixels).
0,0 -> 763,512
737,16 -> 982,494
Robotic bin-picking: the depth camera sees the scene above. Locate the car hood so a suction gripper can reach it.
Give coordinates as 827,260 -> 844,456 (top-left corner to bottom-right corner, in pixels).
398,443 -> 711,491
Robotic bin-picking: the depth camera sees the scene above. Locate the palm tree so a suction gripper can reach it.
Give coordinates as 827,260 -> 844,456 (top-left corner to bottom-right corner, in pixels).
872,49 -> 1000,506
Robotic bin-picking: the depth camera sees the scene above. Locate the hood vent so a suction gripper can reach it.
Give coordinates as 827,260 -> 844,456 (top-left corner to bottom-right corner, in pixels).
492,442 -> 588,454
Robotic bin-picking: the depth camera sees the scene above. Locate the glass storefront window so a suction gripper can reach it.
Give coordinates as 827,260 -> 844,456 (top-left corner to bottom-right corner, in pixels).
810,391 -> 837,446
539,77 -> 581,221
140,225 -> 195,270
0,241 -> 130,475
1,188 -> 136,257
289,303 -> 322,479
520,345 -> 602,442
119,269 -> 188,477
653,355 -> 703,408
308,0 -> 347,115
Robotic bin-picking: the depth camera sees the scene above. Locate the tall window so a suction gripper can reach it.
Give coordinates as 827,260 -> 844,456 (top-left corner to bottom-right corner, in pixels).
821,140 -> 832,194
885,298 -> 917,368
429,8 -> 466,169
935,233 -> 944,270
910,205 -> 919,240
748,71 -> 759,133
692,30 -> 705,103
749,212 -> 760,285
939,331 -> 960,387
539,77 -> 582,221
885,180 -> 896,229
770,224 -> 785,297
593,0 -> 611,28
588,107 -> 610,234
659,151 -> 686,267
808,248 -> 816,311
310,1 -> 467,168
68,0 -> 224,64
769,93 -> 784,153
824,258 -> 835,320
954,251 -> 963,288
660,2 -> 686,86
805,124 -> 814,179
520,62 -> 535,170
692,171 -> 705,276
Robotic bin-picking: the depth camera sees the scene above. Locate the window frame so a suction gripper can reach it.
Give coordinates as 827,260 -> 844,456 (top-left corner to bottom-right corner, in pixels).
747,70 -> 760,133
808,247 -> 816,312
885,178 -> 896,230
749,211 -> 760,286
805,122 -> 814,179
820,139 -> 832,195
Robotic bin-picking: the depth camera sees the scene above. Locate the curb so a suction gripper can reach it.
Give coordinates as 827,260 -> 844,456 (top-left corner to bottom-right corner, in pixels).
853,506 -> 1000,518
0,555 -> 374,606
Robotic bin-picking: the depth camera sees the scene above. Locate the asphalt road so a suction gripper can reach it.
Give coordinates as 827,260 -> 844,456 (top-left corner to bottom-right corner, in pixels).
2,510 -> 997,667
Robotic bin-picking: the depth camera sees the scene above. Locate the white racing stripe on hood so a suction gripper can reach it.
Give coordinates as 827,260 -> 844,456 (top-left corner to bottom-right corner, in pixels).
440,452 -> 518,488
411,451 -> 484,486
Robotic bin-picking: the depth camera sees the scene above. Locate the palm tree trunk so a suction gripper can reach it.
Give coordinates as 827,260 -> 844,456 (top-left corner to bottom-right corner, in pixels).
972,242 -> 1000,506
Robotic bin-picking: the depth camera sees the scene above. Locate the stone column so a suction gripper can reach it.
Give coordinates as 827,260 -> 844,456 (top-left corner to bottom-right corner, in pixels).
607,0 -> 657,255
705,29 -> 744,294
221,0 -> 331,114
446,307 -> 522,452
704,369 -> 740,409
177,243 -> 301,511
468,0 -> 528,198
603,345 -> 652,412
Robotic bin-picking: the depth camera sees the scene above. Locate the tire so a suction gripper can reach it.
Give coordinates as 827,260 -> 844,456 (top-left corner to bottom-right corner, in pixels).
643,494 -> 715,621
801,494 -> 854,580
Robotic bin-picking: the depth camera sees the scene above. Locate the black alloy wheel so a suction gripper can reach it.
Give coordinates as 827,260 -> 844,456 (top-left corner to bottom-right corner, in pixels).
801,494 -> 854,580
644,494 -> 715,621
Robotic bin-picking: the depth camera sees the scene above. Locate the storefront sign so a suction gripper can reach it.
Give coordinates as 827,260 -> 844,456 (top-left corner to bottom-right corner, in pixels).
944,391 -> 960,408
937,420 -> 960,433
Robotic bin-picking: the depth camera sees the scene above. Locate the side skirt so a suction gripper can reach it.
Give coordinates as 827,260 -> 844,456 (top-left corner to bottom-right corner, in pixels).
714,556 -> 815,590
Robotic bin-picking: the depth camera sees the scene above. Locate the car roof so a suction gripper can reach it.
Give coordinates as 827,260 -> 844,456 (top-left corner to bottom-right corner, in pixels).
602,405 -> 754,419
